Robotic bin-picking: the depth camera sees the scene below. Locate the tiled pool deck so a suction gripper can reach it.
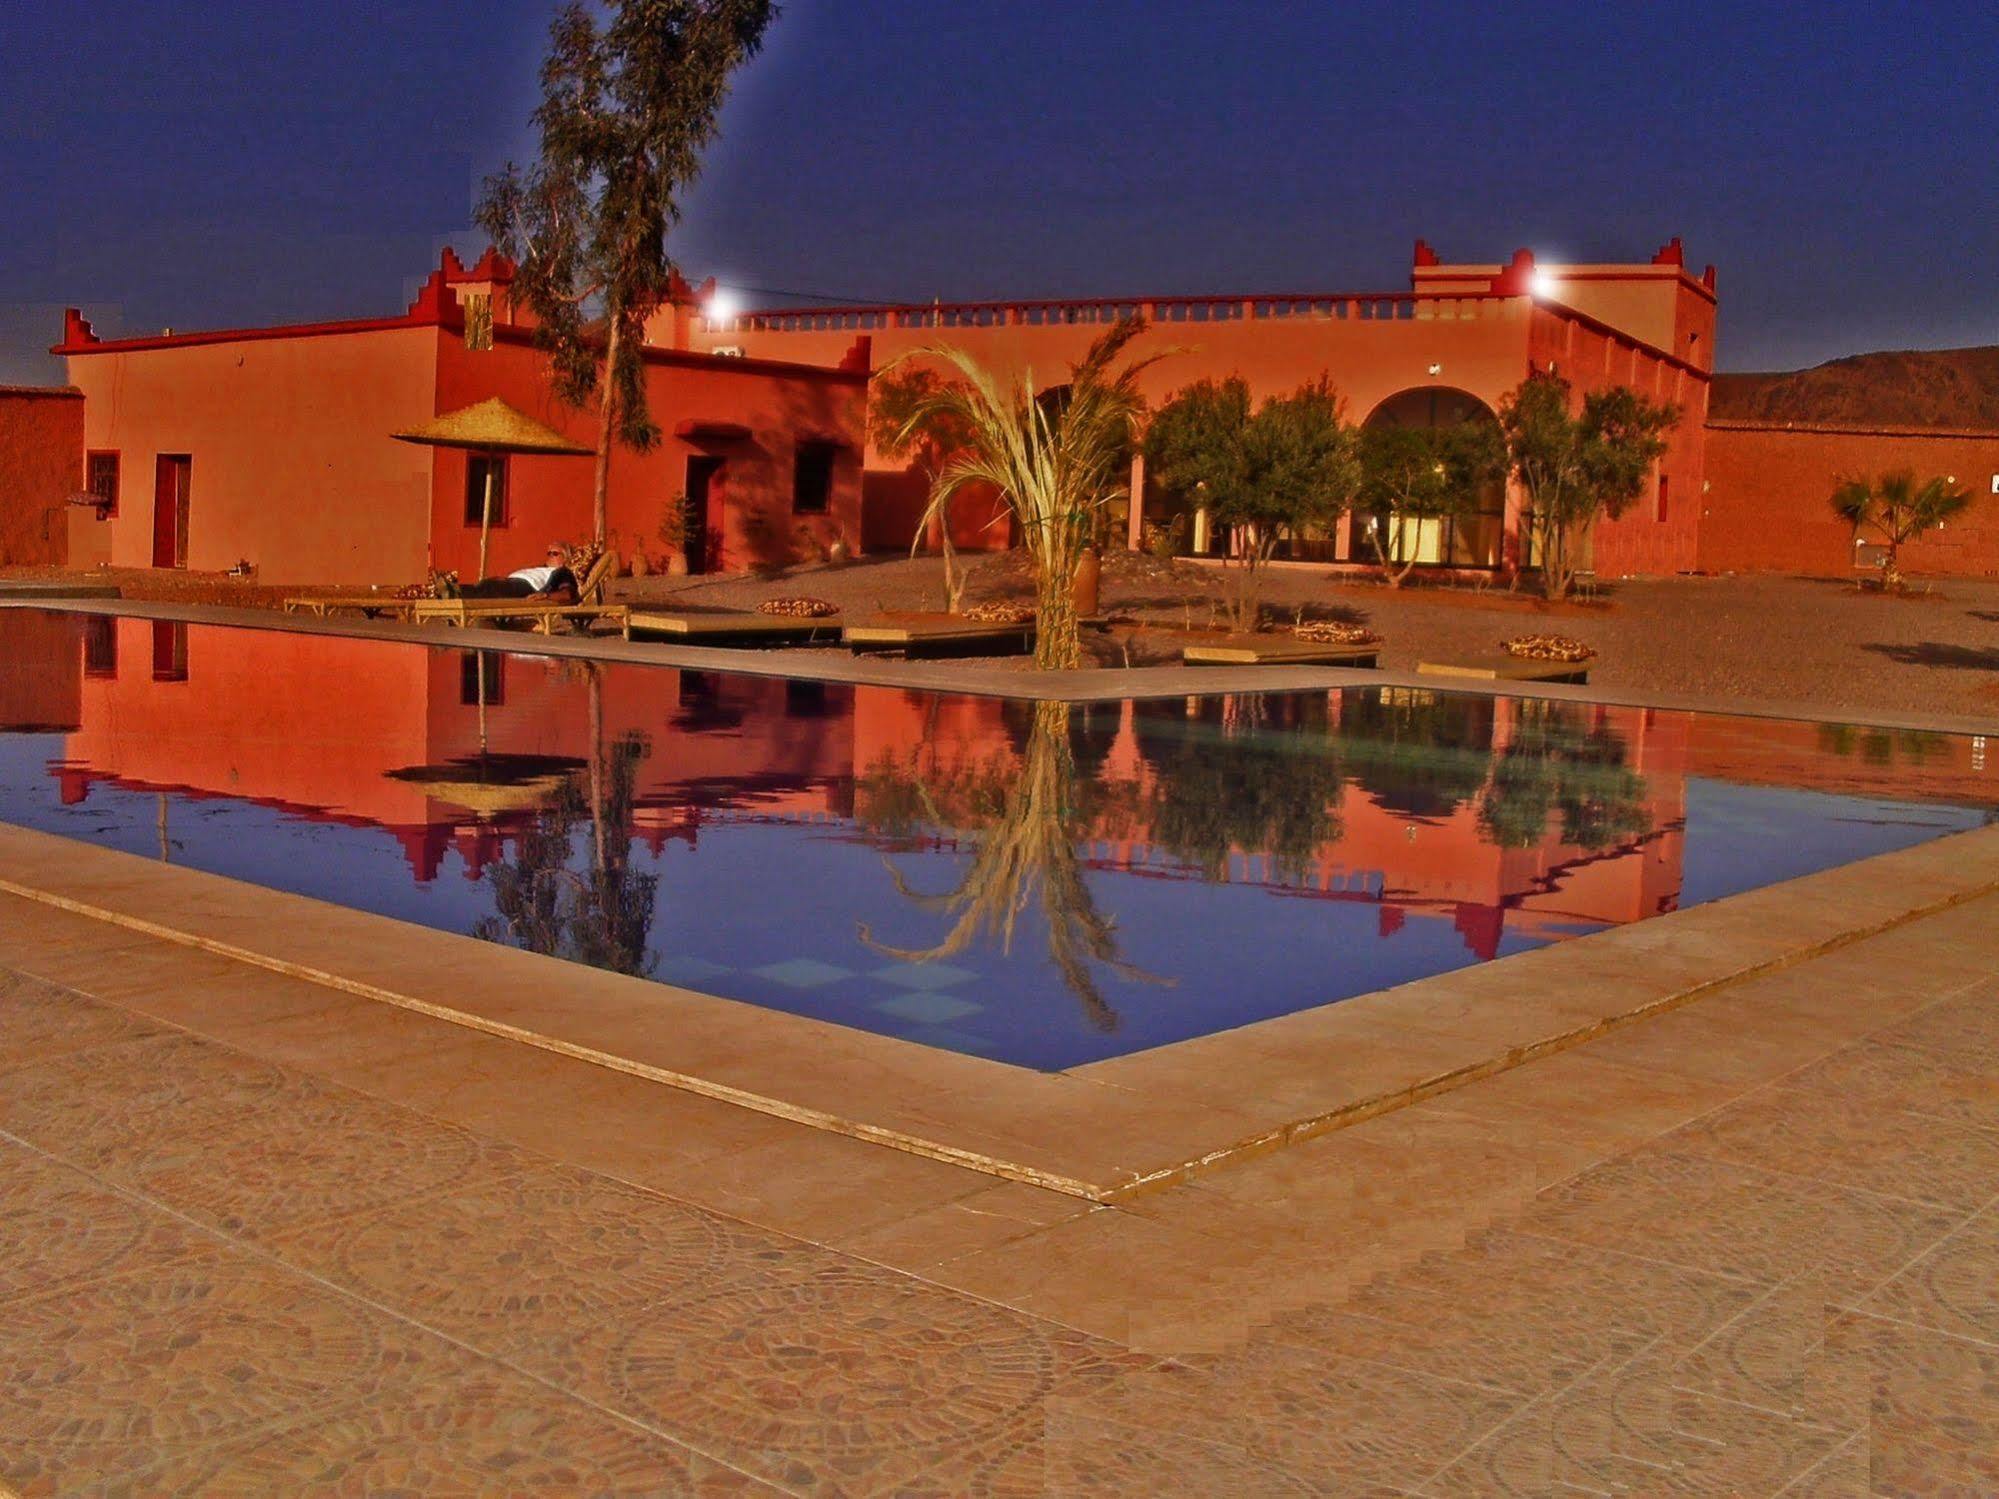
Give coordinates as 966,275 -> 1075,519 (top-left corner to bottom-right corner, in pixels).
5,861 -> 1999,1491
5,598 -> 1999,1492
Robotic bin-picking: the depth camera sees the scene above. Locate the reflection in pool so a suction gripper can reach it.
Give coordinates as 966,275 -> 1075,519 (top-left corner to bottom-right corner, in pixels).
1,611 -> 1992,1069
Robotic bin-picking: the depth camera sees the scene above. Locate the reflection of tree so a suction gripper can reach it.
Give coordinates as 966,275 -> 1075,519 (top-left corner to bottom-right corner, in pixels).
1477,701 -> 1651,852
1134,693 -> 1346,882
1337,689 -> 1494,821
472,722 -> 658,977
857,700 -> 1161,1032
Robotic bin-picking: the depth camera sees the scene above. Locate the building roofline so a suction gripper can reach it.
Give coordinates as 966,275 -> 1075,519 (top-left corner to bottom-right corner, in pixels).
0,383 -> 83,399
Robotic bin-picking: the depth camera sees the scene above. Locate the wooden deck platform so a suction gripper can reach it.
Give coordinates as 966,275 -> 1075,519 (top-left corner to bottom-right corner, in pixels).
1183,635 -> 1379,668
844,618 -> 1036,657
1416,655 -> 1591,685
622,610 -> 843,645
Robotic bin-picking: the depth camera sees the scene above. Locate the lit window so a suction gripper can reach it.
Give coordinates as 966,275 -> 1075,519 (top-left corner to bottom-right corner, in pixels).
792,442 -> 836,515
465,455 -> 509,528
86,451 -> 119,515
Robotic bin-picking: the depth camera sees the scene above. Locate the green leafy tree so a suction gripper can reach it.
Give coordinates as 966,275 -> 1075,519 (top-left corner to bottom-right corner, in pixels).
478,0 -> 777,546
895,320 -> 1162,668
870,365 -> 980,612
1354,420 -> 1508,586
1499,372 -> 1678,600
1145,376 -> 1357,630
1830,470 -> 1973,590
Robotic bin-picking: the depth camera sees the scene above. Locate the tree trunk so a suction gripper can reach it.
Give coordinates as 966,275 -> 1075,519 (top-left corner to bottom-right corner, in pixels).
1035,542 -> 1083,669
591,317 -> 622,549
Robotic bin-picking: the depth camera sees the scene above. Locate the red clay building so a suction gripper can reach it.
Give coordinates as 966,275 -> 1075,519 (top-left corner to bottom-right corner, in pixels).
696,238 -> 1718,577
0,384 -> 87,567
21,237 -> 1999,585
52,250 -> 869,586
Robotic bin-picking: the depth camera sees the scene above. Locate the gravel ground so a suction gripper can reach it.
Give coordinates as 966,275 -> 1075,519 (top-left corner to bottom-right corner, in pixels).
11,555 -> 1999,721
613,553 -> 1999,720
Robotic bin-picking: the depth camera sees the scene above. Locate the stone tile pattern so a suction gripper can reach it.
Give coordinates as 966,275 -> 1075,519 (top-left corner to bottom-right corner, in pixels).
2,914 -> 1999,1493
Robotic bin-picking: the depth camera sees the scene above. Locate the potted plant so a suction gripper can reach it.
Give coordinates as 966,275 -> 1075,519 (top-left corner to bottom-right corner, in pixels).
658,492 -> 690,575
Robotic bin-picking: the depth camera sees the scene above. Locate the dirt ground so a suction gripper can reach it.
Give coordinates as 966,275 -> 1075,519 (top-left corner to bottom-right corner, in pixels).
10,554 -> 1999,720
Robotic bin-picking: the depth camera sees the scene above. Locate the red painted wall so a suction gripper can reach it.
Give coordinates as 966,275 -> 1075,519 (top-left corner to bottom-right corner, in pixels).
430,334 -> 865,580
0,385 -> 85,566
1700,421 -> 1999,577
64,330 -> 441,585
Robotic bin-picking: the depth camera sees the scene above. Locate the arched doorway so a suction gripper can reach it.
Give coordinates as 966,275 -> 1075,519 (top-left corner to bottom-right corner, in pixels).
1352,386 -> 1507,571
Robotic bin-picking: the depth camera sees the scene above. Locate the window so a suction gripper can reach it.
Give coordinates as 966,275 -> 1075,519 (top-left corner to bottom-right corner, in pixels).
83,616 -> 117,678
86,451 -> 119,515
465,455 -> 509,528
792,441 -> 835,514
1655,474 -> 1670,524
459,651 -> 505,706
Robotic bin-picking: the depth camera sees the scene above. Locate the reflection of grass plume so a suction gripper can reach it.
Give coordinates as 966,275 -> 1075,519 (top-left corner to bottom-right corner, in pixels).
859,700 -> 1167,1032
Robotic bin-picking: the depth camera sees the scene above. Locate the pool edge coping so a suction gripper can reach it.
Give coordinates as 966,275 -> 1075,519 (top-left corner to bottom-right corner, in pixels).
3,819 -> 1995,1205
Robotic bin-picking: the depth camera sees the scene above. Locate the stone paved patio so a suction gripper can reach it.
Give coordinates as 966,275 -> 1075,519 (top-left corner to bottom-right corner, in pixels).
3,886 -> 1998,1494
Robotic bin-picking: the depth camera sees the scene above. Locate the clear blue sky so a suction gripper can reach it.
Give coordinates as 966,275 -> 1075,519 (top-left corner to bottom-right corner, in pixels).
4,1 -> 1995,382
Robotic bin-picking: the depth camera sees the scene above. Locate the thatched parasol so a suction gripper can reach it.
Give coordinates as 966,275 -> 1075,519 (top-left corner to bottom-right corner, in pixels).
393,398 -> 591,580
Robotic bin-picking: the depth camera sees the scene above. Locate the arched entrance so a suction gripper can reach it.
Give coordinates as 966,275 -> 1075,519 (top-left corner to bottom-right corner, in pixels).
1351,386 -> 1507,571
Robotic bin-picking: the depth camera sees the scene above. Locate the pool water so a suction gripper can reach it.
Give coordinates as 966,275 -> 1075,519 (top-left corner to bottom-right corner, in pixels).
1,610 -> 1993,1069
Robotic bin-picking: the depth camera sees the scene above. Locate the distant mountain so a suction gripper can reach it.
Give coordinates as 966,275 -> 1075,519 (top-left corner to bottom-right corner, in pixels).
1711,346 -> 1999,431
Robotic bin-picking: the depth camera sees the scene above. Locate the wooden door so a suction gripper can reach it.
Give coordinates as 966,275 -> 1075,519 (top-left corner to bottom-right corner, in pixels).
152,456 -> 190,568
684,456 -> 724,574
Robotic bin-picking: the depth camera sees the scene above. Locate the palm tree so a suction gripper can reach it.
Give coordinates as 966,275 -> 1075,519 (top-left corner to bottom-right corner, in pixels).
894,320 -> 1164,669
1830,470 -> 1973,590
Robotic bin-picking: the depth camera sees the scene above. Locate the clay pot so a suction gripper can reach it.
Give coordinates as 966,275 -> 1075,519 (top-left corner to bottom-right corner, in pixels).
1071,546 -> 1102,618
828,537 -> 852,568
629,552 -> 650,577
666,551 -> 690,577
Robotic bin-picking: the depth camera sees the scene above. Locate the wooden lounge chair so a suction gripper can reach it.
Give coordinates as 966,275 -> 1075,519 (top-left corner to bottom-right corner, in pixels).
844,616 -> 1036,658
281,593 -> 416,620
622,609 -> 843,646
1416,655 -> 1590,685
1183,635 -> 1379,668
408,550 -> 623,635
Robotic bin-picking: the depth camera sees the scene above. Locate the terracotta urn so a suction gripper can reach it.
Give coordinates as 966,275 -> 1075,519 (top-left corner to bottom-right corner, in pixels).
1071,545 -> 1102,617
666,550 -> 689,577
828,536 -> 852,568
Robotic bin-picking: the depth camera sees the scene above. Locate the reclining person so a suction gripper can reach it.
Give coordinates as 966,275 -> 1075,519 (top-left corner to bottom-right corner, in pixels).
458,544 -> 580,603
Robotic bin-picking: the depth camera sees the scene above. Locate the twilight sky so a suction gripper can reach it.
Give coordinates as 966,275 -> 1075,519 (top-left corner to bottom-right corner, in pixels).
3,0 -> 1994,383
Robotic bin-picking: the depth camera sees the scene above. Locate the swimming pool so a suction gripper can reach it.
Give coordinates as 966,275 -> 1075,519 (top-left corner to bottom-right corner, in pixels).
1,610 -> 1993,1069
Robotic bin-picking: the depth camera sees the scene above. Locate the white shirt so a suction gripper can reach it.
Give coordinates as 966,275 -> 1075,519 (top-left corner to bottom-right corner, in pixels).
508,565 -> 559,590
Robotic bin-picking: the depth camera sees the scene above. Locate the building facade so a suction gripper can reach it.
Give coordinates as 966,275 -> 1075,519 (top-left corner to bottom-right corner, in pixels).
51,250 -> 869,586
693,238 -> 1718,577
16,238 -> 1999,585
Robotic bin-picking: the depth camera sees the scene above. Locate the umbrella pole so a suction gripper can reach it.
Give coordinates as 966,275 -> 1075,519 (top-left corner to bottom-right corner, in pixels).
478,457 -> 496,582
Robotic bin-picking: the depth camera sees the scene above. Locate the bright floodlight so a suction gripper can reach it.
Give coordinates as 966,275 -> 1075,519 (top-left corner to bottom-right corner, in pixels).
705,288 -> 739,325
1530,270 -> 1558,299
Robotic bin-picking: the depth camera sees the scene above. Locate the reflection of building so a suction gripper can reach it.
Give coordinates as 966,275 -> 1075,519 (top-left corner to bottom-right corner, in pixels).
849,687 -> 1690,962
50,618 -> 853,880
49,250 -> 868,584
0,612 -> 83,731
24,619 -> 1993,966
